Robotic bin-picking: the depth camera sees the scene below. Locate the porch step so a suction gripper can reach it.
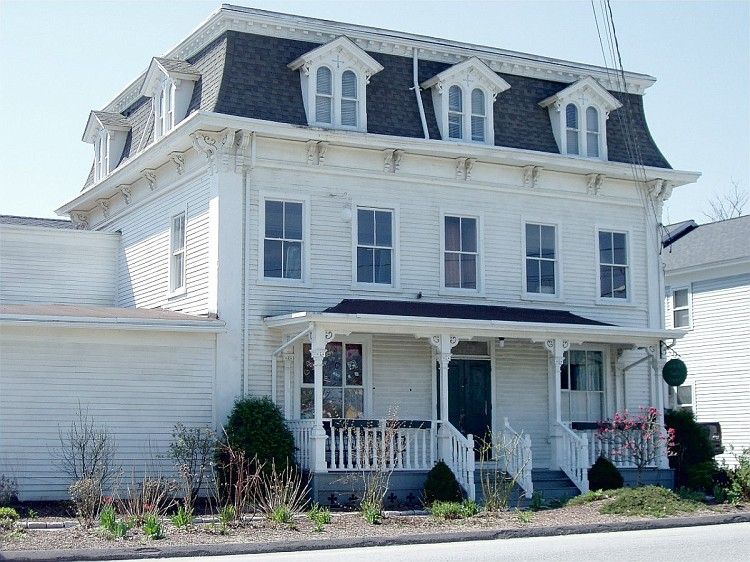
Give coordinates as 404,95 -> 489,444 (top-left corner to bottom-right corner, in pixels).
473,469 -> 580,507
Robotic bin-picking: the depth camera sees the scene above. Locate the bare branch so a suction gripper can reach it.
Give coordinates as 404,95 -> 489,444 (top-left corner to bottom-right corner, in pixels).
704,179 -> 749,221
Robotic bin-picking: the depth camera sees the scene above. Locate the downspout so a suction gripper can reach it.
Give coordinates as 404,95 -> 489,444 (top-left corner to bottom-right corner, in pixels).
412,48 -> 430,139
241,133 -> 255,398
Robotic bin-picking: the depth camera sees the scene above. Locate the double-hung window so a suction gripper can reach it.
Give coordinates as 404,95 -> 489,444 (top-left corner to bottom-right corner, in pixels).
599,230 -> 628,299
448,86 -> 463,139
315,66 -> 333,124
565,104 -> 579,155
94,130 -> 108,182
586,107 -> 600,158
470,88 -> 486,142
672,288 -> 691,328
169,211 -> 186,294
561,350 -> 604,422
301,342 -> 364,419
356,208 -> 393,285
525,223 -> 557,295
264,200 -> 303,280
444,215 -> 478,290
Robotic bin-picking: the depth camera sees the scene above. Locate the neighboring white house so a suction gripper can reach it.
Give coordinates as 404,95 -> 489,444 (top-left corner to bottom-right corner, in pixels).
0,5 -> 700,502
663,216 -> 750,466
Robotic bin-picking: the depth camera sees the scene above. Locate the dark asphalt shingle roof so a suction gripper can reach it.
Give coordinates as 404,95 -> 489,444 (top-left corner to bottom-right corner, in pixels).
91,111 -> 130,129
663,216 -> 750,271
324,299 -> 611,326
0,215 -> 75,229
154,57 -> 201,76
83,29 -> 671,189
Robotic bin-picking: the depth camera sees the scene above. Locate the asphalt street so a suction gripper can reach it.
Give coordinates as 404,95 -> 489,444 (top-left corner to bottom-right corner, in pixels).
100,521 -> 750,562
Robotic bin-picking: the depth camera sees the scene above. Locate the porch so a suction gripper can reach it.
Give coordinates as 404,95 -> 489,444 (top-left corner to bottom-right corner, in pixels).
265,299 -> 679,501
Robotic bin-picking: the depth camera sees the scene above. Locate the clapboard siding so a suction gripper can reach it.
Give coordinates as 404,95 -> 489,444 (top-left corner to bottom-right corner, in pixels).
666,273 -> 750,465
107,172 -> 211,315
0,226 -> 119,305
0,326 -> 216,500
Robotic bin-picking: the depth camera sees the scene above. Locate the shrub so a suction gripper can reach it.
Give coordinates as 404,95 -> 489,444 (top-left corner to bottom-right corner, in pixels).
517,510 -> 534,524
99,504 -> 130,539
588,456 -> 624,491
69,478 -> 102,527
726,448 -> 750,504
478,430 -> 531,511
258,461 -> 309,524
423,461 -> 463,505
218,504 -> 236,534
171,505 -> 193,529
567,489 -> 615,506
308,503 -> 331,532
665,409 -> 717,492
143,513 -> 163,540
361,500 -> 381,525
429,500 -> 479,520
213,438 -> 264,518
677,487 -> 706,502
600,486 -> 701,517
0,475 -> 18,506
0,507 -> 19,530
115,475 -> 177,526
223,397 -> 295,474
529,491 -> 545,511
167,423 -> 216,511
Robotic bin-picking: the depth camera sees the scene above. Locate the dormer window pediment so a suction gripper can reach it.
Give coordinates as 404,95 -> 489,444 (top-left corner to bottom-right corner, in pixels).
288,36 -> 384,132
539,76 -> 622,160
82,111 -> 130,183
421,57 -> 510,145
141,57 -> 201,140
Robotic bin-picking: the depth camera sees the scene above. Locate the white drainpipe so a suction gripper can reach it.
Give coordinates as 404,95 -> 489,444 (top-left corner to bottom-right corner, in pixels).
413,48 -> 429,139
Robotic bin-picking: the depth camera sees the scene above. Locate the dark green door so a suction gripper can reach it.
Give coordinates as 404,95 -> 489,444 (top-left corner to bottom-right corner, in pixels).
446,359 -> 492,444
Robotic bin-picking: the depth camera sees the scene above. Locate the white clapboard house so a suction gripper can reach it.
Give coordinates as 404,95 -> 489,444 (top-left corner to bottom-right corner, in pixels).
663,216 -> 750,467
0,5 -> 700,503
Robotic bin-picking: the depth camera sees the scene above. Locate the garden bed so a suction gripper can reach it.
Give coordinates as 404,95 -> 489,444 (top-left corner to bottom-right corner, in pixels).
2,496 -> 747,554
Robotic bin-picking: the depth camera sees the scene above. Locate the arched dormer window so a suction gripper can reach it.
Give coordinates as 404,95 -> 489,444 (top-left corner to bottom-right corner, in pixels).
566,103 -> 579,155
586,106 -> 599,158
82,111 -> 130,185
539,77 -> 622,160
471,88 -> 486,142
420,57 -> 510,145
288,36 -> 384,133
141,57 -> 200,142
341,70 -> 358,127
448,86 -> 463,139
315,66 -> 333,124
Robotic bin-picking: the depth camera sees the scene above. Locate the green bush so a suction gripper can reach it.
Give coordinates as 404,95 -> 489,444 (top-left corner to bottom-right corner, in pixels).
726,448 -> 750,504
99,505 -> 130,540
588,456 -> 624,491
517,510 -> 534,524
529,491 -> 545,511
0,506 -> 19,530
143,513 -> 163,540
361,501 -> 381,524
223,397 -> 296,474
567,489 -> 616,506
423,461 -> 463,505
308,503 -> 331,532
171,505 -> 193,529
665,409 -> 717,492
600,486 -> 701,518
429,500 -> 478,520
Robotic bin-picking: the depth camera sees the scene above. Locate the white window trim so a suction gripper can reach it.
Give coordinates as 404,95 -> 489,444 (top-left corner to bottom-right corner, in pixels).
154,78 -> 175,141
559,101 -> 608,159
560,345 -> 611,423
520,218 -> 563,301
311,64 -> 367,132
441,84 -> 493,145
257,191 -> 311,288
439,209 -> 485,296
672,380 -> 696,413
293,334 -> 373,420
93,129 -> 109,182
595,226 -> 635,306
167,205 -> 188,299
670,286 -> 693,330
351,203 -> 400,292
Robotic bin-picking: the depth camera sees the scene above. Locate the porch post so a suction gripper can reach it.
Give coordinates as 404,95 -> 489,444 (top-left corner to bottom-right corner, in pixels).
654,342 -> 670,469
432,334 -> 458,460
282,345 -> 295,419
544,339 -> 568,470
309,325 -> 332,473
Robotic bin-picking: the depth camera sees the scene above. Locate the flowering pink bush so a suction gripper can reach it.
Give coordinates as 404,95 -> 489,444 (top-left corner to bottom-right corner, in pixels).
597,407 -> 675,484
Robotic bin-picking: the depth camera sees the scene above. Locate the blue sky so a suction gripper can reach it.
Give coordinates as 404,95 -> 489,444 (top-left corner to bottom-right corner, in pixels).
0,1 -> 747,223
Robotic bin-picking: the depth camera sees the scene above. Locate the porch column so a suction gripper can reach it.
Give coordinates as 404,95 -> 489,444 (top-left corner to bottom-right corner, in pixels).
309,325 -> 333,473
544,339 -> 568,470
654,342 -> 670,469
431,334 -> 458,460
282,345 -> 295,419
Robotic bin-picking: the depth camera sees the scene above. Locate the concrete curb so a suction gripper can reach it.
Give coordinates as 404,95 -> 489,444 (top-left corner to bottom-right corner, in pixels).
4,512 -> 750,561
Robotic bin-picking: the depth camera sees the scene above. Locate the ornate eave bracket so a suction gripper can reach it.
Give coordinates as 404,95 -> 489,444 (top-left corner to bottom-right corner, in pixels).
383,149 -> 404,173
191,129 -> 238,174
71,212 -> 90,230
455,157 -> 476,181
647,178 -> 673,217
141,169 -> 157,191
429,334 -> 460,364
170,151 -> 186,175
522,165 -> 542,189
306,140 -> 329,166
586,173 -> 606,196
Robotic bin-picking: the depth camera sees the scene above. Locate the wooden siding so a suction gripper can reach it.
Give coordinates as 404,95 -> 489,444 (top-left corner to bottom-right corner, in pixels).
0,326 -> 216,500
666,273 -> 750,465
0,225 -> 119,306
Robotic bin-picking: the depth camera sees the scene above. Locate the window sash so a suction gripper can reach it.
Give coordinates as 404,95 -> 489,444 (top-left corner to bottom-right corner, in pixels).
599,231 -> 628,299
356,208 -> 393,284
560,350 -> 604,422
525,224 -> 556,294
444,216 -> 478,290
264,200 -> 304,280
673,289 -> 690,327
301,342 -> 365,419
170,212 -> 186,292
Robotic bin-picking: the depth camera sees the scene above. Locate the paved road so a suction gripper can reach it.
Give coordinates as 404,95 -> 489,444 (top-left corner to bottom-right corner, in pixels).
93,522 -> 750,562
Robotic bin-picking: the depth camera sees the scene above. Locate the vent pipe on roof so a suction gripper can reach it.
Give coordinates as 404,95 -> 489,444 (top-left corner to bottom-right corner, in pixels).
412,48 -> 429,139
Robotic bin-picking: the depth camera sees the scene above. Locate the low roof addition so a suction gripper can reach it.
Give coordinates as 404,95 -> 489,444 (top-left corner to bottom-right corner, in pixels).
663,215 -> 750,272
324,299 -> 610,326
0,214 -> 75,230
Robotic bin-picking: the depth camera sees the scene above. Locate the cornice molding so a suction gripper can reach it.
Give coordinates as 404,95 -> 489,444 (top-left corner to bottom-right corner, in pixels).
101,7 -> 655,115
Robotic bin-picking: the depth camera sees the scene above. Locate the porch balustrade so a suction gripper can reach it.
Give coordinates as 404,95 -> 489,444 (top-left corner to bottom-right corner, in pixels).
558,422 -> 589,493
574,427 -> 659,469
501,418 -> 533,498
438,420 -> 476,501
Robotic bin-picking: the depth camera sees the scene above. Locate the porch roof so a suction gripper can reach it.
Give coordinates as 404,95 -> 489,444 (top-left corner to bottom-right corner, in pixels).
264,299 -> 684,345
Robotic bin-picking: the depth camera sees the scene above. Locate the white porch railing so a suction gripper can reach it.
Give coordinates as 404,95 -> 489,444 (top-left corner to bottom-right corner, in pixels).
438,420 -> 476,501
327,419 -> 436,471
558,422 -> 589,493
286,419 -> 315,471
574,428 -> 659,469
502,418 -> 533,498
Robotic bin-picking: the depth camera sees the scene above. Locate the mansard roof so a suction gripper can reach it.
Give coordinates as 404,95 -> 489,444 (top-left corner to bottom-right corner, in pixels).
140,57 -> 201,97
539,76 -> 623,112
420,57 -> 511,95
287,36 -> 384,77
81,17 -> 672,189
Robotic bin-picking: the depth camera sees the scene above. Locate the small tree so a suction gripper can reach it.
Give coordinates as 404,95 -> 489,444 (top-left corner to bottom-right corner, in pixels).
597,407 -> 675,485
704,179 -> 748,221
478,430 -> 532,511
168,423 -> 216,511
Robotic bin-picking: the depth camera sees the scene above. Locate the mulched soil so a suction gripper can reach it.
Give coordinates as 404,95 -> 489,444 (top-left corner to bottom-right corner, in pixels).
1,501 -> 747,553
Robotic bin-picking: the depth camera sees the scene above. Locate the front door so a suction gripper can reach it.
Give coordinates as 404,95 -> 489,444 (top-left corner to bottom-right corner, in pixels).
447,359 -> 492,446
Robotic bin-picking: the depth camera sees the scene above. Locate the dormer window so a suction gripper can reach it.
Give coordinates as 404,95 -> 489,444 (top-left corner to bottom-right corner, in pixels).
421,57 -> 510,145
141,57 -> 200,142
539,77 -> 622,160
82,111 -> 131,184
288,36 -> 384,132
